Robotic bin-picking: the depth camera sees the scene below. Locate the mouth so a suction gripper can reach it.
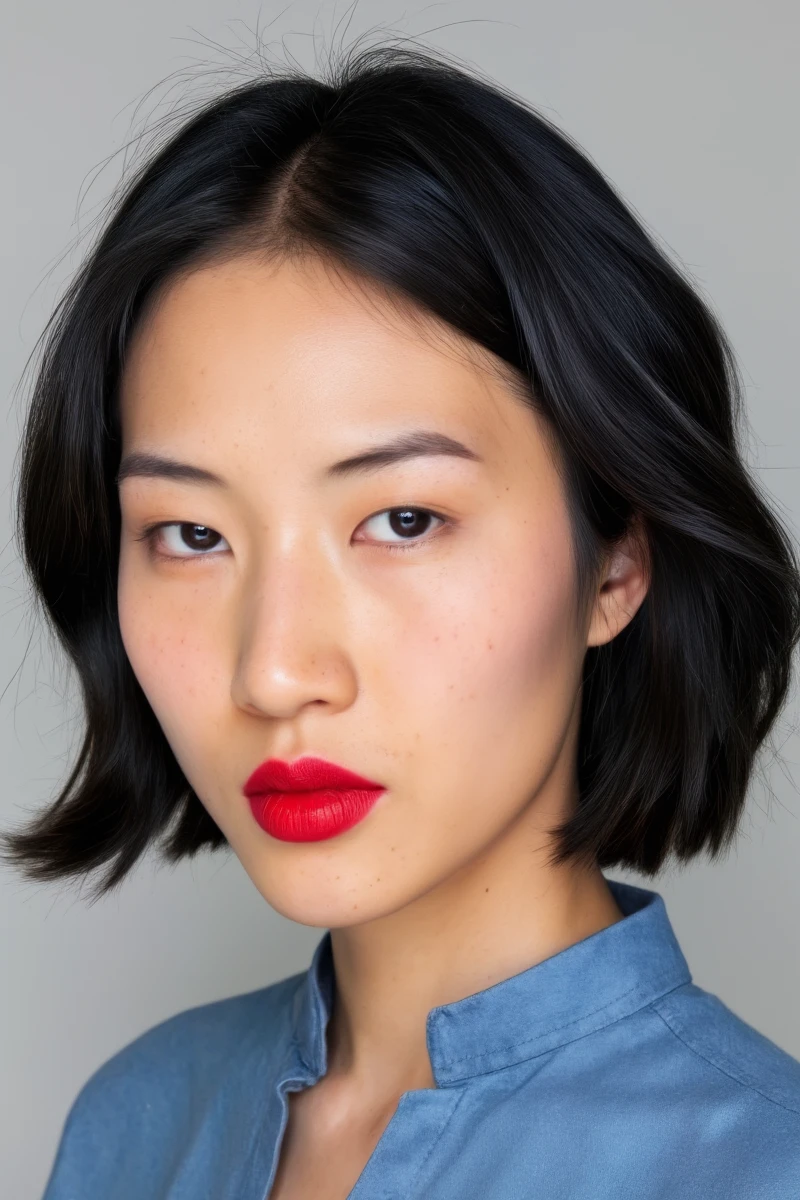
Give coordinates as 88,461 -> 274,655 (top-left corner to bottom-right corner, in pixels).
242,755 -> 387,843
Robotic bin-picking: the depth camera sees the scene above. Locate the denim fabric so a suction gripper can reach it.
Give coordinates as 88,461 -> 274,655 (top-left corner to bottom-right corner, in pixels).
42,878 -> 800,1198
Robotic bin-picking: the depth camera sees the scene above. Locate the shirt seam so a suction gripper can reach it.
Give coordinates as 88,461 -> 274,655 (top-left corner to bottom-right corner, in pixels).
439,971 -> 689,1071
650,1004 -> 800,1118
401,1086 -> 470,1200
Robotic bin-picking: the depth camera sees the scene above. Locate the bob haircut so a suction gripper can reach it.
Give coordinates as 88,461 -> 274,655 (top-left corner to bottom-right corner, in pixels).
3,44 -> 799,902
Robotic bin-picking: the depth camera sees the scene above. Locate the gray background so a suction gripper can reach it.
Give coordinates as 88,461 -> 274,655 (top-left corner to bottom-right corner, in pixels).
2,2 -> 798,1195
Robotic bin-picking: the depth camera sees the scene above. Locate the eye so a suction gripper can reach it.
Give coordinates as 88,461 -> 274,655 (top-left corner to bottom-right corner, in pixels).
354,507 -> 447,550
140,522 -> 230,559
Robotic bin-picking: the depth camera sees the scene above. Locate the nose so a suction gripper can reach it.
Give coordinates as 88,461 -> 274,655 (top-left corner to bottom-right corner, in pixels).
230,539 -> 358,721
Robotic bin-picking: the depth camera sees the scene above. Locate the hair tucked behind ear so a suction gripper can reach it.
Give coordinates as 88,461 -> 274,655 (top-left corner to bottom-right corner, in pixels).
3,41 -> 799,900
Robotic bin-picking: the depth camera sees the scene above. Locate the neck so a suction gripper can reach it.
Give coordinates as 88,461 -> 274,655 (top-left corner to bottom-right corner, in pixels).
324,780 -> 624,1103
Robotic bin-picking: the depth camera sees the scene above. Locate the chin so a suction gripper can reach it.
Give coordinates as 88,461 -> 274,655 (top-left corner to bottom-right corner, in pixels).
248,861 -> 409,930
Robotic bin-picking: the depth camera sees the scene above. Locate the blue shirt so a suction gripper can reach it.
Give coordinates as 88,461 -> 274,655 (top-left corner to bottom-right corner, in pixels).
42,878 -> 800,1198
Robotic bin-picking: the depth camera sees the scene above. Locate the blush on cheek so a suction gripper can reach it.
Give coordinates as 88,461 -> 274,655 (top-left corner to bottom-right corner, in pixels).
440,542 -> 581,785
478,585 -> 573,705
118,587 -> 204,727
460,524 -> 578,693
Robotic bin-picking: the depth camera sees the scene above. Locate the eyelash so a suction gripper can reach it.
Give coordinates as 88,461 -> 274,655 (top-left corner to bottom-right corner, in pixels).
135,507 -> 450,564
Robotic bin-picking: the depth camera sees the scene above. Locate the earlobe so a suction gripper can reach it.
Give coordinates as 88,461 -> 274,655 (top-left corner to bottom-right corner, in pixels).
586,524 -> 650,649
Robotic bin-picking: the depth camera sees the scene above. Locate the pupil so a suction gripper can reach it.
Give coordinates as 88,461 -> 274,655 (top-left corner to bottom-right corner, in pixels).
182,524 -> 219,550
389,509 -> 429,538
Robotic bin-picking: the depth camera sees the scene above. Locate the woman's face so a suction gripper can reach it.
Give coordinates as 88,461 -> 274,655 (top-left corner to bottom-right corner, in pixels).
117,253 -> 633,928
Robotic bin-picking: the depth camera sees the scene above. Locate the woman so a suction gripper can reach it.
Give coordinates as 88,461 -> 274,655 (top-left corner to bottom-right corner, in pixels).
4,42 -> 800,1200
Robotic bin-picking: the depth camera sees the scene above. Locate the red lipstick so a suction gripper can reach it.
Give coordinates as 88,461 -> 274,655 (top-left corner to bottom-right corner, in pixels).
242,756 -> 387,842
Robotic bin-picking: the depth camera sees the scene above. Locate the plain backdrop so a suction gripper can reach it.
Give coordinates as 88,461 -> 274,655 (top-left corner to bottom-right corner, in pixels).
2,2 -> 798,1195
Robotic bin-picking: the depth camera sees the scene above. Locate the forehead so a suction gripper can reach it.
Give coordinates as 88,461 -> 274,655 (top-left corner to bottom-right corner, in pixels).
119,253 -> 540,462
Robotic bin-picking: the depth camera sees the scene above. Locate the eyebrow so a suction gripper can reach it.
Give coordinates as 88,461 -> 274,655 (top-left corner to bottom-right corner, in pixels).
323,430 -> 482,477
115,430 -> 483,488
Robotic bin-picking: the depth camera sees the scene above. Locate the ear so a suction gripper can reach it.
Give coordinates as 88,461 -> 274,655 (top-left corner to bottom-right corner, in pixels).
586,519 -> 650,649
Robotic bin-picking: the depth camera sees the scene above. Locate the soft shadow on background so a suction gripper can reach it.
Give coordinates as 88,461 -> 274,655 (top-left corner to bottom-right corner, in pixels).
2,2 -> 798,1196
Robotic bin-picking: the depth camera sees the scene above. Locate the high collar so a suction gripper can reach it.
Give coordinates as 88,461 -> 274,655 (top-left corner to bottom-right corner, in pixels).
289,878 -> 692,1088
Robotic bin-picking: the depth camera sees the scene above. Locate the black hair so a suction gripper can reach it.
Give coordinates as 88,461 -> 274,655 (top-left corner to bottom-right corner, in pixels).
3,42 -> 799,901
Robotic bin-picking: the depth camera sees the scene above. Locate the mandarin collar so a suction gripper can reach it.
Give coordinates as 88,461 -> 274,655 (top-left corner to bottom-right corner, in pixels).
289,878 -> 692,1088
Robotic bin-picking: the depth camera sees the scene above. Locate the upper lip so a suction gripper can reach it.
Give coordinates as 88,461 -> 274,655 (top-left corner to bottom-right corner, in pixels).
242,755 -> 385,796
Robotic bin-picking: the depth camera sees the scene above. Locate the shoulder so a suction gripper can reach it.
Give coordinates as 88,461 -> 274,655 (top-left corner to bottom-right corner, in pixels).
74,968 -> 303,1102
642,982 -> 800,1195
650,982 -> 800,1117
42,971 -> 304,1198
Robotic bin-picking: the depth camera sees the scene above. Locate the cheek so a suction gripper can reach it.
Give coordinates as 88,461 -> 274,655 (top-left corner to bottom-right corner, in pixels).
116,565 -> 224,752
382,522 -> 581,782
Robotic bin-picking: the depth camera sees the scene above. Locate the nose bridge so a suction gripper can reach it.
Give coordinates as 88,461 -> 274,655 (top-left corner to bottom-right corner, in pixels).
231,528 -> 355,719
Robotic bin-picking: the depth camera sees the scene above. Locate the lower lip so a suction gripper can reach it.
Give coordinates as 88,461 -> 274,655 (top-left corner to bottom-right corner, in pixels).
248,787 -> 386,842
